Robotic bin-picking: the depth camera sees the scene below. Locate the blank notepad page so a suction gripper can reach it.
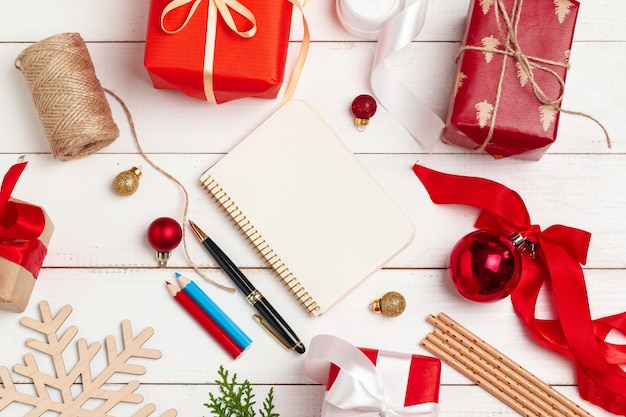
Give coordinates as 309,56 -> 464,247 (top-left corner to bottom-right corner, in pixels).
200,100 -> 415,316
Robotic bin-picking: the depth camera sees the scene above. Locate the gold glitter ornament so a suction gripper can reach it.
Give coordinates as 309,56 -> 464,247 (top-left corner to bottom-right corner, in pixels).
370,291 -> 406,317
113,166 -> 142,196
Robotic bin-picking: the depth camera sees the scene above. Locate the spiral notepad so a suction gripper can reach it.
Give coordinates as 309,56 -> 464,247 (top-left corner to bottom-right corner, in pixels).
200,100 -> 415,316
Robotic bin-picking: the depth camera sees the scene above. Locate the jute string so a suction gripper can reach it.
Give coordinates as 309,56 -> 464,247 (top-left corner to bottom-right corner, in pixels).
15,33 -> 120,161
105,89 -> 234,292
458,0 -> 611,152
15,32 -> 234,292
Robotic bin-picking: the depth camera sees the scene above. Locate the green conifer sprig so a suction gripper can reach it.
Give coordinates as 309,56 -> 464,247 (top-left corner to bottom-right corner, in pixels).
204,365 -> 279,417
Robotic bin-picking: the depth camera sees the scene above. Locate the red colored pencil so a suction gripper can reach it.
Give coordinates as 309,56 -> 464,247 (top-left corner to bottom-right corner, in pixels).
166,281 -> 244,359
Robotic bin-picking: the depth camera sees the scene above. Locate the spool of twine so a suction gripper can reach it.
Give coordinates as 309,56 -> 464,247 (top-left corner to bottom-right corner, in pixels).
15,32 -> 119,161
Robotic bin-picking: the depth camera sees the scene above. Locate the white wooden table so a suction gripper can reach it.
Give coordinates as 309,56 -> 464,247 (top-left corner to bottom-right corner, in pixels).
1,1 -> 625,416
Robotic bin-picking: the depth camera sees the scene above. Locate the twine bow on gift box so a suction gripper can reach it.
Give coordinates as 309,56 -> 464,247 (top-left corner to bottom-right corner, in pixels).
159,0 -> 310,105
413,164 -> 626,415
304,335 -> 439,417
458,0 -> 610,152
0,161 -> 47,278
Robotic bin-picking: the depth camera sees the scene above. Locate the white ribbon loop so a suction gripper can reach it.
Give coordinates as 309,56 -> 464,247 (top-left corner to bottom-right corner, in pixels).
161,0 -> 256,38
371,0 -> 443,151
304,335 -> 439,417
336,0 -> 444,150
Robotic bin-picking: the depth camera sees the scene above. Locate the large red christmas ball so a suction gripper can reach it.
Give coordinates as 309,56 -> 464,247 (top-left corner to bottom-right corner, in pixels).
448,230 -> 521,302
147,217 -> 182,252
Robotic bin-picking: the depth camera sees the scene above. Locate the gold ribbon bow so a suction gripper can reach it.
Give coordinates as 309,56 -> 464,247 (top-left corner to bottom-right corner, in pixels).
161,0 -> 256,38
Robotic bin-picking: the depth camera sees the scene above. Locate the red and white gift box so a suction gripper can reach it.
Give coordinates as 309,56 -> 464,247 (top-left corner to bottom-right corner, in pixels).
442,0 -> 580,160
144,0 -> 294,103
305,335 -> 441,416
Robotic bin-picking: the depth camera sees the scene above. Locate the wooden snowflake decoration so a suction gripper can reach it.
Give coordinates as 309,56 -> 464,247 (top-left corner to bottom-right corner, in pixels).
0,301 -> 178,417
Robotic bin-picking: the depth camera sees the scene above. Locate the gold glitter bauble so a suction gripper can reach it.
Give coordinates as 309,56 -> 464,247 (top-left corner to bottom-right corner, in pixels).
113,166 -> 142,196
370,291 -> 406,317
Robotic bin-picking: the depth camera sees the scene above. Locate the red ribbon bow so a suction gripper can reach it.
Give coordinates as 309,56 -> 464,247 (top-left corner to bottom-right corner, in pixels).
0,161 -> 47,278
413,164 -> 626,415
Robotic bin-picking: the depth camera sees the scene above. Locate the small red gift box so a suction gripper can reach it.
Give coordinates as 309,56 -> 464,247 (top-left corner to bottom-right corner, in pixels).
144,0 -> 293,103
0,162 -> 54,313
304,335 -> 441,416
442,0 -> 579,160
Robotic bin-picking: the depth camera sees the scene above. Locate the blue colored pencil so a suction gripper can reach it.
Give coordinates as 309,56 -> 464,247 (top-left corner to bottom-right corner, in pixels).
175,272 -> 253,351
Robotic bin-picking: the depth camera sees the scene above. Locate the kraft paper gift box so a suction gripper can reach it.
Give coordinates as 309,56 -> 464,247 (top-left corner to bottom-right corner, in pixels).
0,162 -> 54,313
304,335 -> 441,416
442,0 -> 579,160
144,0 -> 293,103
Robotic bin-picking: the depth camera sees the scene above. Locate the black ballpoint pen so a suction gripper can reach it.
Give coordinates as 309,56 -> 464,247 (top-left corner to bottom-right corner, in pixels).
188,220 -> 306,354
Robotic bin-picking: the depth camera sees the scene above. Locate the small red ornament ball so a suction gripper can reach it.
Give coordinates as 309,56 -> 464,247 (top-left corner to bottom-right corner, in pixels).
147,217 -> 182,252
351,94 -> 377,127
448,230 -> 521,302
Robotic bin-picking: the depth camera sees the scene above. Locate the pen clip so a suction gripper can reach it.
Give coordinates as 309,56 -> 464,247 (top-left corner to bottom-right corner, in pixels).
253,314 -> 293,351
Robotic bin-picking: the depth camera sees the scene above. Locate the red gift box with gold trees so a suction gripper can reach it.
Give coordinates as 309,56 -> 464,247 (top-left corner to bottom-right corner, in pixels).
442,0 -> 579,159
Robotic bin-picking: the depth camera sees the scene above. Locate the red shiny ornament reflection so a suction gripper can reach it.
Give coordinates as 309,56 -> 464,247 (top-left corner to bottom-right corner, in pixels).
351,94 -> 377,129
147,217 -> 182,267
448,230 -> 521,302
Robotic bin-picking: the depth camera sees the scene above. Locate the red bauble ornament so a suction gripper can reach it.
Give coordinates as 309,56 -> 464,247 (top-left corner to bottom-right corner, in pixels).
351,94 -> 377,129
448,230 -> 522,302
147,217 -> 182,267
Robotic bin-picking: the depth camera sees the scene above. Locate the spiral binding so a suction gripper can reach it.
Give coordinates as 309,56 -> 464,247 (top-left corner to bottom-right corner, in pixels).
200,174 -> 321,316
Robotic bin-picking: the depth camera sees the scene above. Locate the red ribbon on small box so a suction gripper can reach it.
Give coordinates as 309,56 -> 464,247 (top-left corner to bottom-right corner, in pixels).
0,161 -> 47,278
304,335 -> 440,417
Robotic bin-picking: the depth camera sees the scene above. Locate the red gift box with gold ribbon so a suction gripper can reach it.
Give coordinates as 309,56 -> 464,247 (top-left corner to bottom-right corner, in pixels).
0,162 -> 54,313
442,0 -> 579,160
144,0 -> 293,103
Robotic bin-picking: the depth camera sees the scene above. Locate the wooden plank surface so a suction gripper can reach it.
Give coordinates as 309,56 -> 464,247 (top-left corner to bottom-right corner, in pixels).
0,0 -> 625,416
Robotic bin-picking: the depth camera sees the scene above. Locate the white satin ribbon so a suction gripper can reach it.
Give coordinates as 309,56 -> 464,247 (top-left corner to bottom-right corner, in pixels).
336,0 -> 444,150
304,335 -> 439,417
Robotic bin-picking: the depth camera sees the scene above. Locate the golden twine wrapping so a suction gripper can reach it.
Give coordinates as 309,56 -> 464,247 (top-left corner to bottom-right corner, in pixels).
459,0 -> 610,152
15,32 -> 119,161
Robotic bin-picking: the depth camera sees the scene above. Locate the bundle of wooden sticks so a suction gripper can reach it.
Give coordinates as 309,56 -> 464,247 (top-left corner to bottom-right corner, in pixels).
421,313 -> 593,417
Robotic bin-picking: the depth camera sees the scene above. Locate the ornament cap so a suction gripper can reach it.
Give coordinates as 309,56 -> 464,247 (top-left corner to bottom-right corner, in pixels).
156,251 -> 171,268
508,231 -> 536,258
129,166 -> 143,179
